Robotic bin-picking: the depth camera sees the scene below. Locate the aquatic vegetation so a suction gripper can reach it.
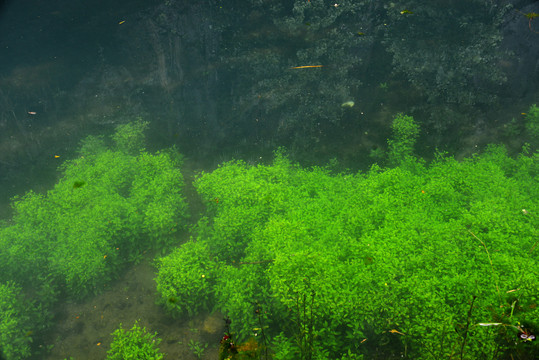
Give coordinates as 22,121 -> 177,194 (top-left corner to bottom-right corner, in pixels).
111,119 -> 150,155
188,339 -> 208,359
3,124 -> 189,297
107,320 -> 164,360
0,282 -> 33,359
155,240 -> 217,317
156,114 -> 538,359
0,121 -> 189,358
387,113 -> 420,167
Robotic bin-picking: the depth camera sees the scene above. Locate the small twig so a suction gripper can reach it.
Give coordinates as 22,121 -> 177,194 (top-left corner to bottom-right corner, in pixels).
255,302 -> 269,360
460,295 -> 477,360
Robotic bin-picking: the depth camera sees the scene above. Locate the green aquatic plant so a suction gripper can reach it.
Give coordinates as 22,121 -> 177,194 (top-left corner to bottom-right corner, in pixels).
111,118 -> 149,155
107,320 -> 164,360
155,240 -> 216,317
387,113 -> 420,167
3,120 -> 189,298
0,282 -> 33,360
0,120 -> 189,358
188,339 -> 208,359
156,118 -> 538,358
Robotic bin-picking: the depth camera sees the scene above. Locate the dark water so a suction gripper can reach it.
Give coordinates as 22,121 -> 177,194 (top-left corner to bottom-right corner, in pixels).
0,1 -> 538,359
1,0 -> 538,200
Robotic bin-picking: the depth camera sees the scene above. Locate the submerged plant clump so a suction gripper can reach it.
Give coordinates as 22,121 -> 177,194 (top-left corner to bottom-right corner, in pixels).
107,320 -> 164,360
0,120 -> 189,358
0,282 -> 33,359
156,115 -> 538,359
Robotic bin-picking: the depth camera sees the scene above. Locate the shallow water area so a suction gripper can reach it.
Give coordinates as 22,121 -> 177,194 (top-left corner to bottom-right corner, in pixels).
43,257 -> 222,360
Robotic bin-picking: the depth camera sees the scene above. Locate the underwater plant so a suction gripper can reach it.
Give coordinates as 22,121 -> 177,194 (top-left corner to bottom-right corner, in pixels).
0,120 -> 189,358
156,114 -> 538,359
107,320 -> 164,360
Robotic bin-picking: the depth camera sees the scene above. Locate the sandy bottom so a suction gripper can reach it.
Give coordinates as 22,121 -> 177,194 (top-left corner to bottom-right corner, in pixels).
42,257 -> 224,360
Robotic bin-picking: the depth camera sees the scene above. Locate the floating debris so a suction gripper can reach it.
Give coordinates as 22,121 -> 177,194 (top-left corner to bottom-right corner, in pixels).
290,65 -> 324,69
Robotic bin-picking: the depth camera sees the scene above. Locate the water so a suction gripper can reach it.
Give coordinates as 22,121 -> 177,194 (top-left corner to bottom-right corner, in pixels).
0,1 -> 537,359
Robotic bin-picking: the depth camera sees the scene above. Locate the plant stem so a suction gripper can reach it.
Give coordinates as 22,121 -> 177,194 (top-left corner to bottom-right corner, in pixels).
460,295 -> 477,360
